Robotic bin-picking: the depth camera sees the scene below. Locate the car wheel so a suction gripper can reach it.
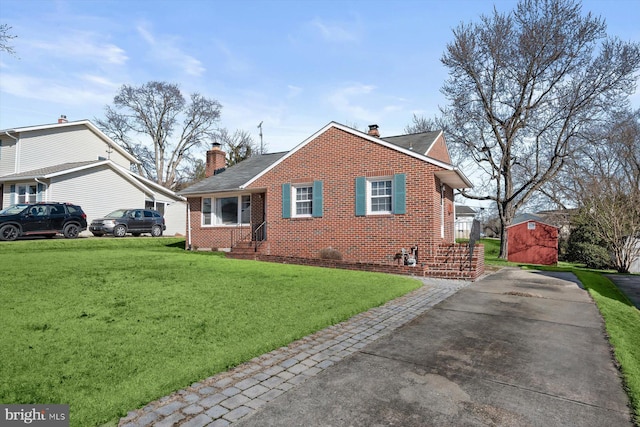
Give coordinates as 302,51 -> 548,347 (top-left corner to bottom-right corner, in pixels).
0,224 -> 19,241
92,232 -> 103,237
63,224 -> 80,239
132,233 -> 141,237
151,225 -> 163,237
113,224 -> 127,237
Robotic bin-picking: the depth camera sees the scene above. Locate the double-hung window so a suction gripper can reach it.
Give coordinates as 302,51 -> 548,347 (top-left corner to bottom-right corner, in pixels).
355,174 -> 405,216
369,179 -> 393,214
202,195 -> 251,225
294,185 -> 313,217
282,181 -> 323,218
17,184 -> 37,204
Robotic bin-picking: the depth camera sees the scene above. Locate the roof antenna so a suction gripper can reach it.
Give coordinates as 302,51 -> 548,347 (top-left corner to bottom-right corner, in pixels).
257,121 -> 264,154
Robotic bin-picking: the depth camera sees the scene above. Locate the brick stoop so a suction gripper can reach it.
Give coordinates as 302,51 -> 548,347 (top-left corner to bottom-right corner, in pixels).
228,241 -> 267,260
226,243 -> 484,281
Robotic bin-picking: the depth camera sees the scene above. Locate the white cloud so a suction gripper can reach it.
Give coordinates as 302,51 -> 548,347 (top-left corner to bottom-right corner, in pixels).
211,39 -> 250,74
28,35 -> 128,66
136,23 -> 205,77
310,18 -> 359,43
327,83 -> 377,121
0,74 -> 113,105
287,85 -> 302,98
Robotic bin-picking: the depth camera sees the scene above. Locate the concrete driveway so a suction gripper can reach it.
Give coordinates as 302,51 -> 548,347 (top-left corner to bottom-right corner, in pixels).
236,268 -> 632,426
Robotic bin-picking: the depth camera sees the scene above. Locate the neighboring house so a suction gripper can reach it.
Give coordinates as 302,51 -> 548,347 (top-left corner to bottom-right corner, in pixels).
507,214 -> 559,265
180,122 -> 484,279
536,208 -> 577,240
0,117 -> 186,236
454,205 -> 477,239
629,237 -> 640,274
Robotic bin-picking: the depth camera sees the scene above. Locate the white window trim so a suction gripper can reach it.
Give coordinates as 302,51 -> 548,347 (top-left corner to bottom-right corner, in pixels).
17,183 -> 38,204
367,177 -> 393,215
292,184 -> 313,218
201,194 -> 251,227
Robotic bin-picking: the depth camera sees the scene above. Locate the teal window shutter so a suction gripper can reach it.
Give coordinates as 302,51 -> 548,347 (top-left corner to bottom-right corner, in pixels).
393,173 -> 406,214
282,183 -> 291,218
355,177 -> 366,216
312,180 -> 323,217
36,183 -> 45,202
9,184 -> 15,205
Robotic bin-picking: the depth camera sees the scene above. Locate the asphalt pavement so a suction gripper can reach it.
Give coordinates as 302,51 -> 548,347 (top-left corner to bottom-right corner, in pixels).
605,274 -> 640,310
235,268 -> 633,426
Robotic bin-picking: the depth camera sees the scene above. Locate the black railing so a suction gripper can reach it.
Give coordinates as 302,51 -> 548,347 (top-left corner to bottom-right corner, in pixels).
253,221 -> 266,252
231,224 -> 252,248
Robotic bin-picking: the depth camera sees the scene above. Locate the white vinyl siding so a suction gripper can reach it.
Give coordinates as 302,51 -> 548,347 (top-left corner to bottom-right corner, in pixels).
50,165 -> 144,225
18,126 -> 132,172
0,137 -> 17,176
162,201 -> 187,236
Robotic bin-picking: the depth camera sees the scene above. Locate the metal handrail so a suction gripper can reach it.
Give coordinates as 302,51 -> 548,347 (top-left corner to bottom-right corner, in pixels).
231,224 -> 252,248
253,221 -> 266,252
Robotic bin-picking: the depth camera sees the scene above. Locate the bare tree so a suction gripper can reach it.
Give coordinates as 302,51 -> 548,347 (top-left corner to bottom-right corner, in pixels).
404,114 -> 441,134
0,23 -> 17,55
570,109 -> 640,272
96,81 -> 222,190
440,0 -> 640,258
213,128 -> 260,167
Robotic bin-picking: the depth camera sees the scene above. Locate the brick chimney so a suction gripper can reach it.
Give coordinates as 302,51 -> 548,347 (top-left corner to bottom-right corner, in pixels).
58,115 -> 68,124
205,142 -> 227,177
368,124 -> 380,137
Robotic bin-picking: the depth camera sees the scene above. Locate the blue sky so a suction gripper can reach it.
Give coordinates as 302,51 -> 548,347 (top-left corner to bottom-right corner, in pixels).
1,0 -> 638,154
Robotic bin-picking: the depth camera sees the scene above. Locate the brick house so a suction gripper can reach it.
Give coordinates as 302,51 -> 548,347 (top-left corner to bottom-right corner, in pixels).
179,122 -> 484,279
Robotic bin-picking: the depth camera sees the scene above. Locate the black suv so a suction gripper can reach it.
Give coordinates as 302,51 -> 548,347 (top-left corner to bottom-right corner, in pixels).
89,209 -> 166,237
0,202 -> 88,241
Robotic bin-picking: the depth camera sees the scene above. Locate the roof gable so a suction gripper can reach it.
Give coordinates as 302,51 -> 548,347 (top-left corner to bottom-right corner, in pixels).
178,152 -> 288,195
243,122 -> 469,189
508,213 -> 559,229
0,160 -> 184,201
381,130 -> 441,156
1,120 -> 141,165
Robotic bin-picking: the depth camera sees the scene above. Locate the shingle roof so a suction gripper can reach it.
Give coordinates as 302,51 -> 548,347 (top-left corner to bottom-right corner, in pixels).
178,152 -> 288,195
381,131 -> 441,155
455,205 -> 477,216
0,161 -> 101,179
508,213 -> 559,228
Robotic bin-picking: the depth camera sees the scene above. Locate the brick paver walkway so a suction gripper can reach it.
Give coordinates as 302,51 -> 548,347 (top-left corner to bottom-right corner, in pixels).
119,278 -> 470,427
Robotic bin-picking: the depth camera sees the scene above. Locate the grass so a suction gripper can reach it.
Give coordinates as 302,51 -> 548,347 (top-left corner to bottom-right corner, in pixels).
0,237 -> 421,426
572,271 -> 640,425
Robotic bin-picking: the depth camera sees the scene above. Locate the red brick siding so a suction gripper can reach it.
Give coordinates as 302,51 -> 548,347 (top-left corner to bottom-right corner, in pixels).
426,134 -> 451,164
186,197 -> 252,250
246,127 -> 454,265
185,125 -> 483,279
228,243 -> 484,281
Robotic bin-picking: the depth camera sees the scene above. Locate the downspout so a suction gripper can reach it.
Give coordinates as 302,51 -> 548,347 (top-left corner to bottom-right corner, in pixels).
34,178 -> 49,201
187,201 -> 192,250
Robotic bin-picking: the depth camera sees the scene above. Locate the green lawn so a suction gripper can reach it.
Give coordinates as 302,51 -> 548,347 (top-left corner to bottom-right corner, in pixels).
0,237 -> 421,426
